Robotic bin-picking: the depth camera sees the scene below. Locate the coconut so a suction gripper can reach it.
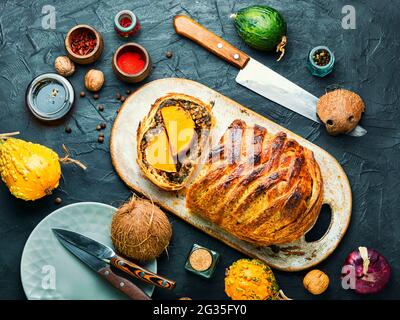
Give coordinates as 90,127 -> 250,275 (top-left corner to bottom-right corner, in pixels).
111,197 -> 172,261
317,89 -> 365,135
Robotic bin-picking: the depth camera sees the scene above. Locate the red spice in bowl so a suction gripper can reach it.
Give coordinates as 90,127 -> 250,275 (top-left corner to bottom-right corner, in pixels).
113,43 -> 151,83
117,49 -> 146,75
70,29 -> 97,56
120,17 -> 132,28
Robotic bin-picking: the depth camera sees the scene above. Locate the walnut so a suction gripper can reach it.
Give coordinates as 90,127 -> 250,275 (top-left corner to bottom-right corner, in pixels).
303,269 -> 329,295
317,89 -> 365,135
54,56 -> 75,77
84,69 -> 104,92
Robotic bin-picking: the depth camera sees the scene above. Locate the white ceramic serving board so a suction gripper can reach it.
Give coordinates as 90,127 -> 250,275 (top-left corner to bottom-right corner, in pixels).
110,78 -> 352,271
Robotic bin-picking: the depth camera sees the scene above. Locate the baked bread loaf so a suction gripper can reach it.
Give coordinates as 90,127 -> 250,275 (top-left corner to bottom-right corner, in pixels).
137,93 -> 214,191
186,120 -> 323,246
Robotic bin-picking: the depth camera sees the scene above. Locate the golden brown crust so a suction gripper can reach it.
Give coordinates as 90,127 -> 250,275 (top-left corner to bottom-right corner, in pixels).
186,120 -> 323,246
137,93 -> 214,191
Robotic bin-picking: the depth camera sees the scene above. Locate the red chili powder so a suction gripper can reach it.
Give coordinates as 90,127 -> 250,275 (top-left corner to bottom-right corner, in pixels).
120,17 -> 132,28
117,51 -> 146,74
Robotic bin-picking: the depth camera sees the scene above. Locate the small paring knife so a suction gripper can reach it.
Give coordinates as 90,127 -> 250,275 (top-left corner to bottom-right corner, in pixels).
52,228 -> 176,297
173,15 -> 367,137
54,234 -> 150,300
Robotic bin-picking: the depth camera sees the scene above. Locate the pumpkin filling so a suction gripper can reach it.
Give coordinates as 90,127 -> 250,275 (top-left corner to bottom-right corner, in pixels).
141,98 -> 212,184
144,128 -> 176,173
161,105 -> 195,157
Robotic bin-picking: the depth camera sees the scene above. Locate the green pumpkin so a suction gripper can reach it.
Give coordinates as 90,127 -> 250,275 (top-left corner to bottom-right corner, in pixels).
232,5 -> 287,60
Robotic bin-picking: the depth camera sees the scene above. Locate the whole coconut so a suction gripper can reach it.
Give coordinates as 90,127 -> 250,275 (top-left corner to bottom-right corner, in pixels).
111,198 -> 172,261
317,89 -> 365,135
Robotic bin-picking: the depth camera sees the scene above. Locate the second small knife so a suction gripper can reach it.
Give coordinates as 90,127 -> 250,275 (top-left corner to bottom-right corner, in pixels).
55,234 -> 151,300
52,228 -> 176,290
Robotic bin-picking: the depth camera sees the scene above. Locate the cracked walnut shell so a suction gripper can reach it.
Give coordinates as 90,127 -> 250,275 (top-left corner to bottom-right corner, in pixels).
317,89 -> 365,135
54,56 -> 75,77
303,269 -> 329,295
84,69 -> 104,92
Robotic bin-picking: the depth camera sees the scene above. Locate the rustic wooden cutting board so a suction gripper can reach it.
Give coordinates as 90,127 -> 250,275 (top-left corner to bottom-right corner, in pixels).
110,78 -> 352,271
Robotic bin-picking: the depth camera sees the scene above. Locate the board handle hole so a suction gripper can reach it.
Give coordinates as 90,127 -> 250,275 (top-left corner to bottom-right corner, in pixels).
305,204 -> 332,243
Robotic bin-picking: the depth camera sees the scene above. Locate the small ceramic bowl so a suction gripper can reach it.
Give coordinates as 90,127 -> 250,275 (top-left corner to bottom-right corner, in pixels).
112,43 -> 152,83
65,24 -> 104,65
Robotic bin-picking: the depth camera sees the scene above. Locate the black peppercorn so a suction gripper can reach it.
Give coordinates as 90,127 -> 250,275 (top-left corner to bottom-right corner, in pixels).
116,92 -> 121,100
98,136 -> 104,143
126,89 -> 131,94
93,93 -> 99,100
96,125 -> 102,131
98,105 -> 104,112
65,127 -> 72,134
54,197 -> 62,205
166,51 -> 173,59
120,96 -> 126,102
80,91 -> 85,97
100,123 -> 106,129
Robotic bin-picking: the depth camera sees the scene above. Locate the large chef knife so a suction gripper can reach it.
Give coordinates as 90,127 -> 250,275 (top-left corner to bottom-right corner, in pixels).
52,228 -> 176,291
173,15 -> 367,137
53,231 -> 151,300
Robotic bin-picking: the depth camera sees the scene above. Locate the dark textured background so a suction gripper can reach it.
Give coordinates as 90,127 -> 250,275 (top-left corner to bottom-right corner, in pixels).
0,0 -> 399,300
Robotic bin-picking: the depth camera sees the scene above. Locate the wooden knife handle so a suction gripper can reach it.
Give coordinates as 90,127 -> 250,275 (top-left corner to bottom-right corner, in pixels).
173,15 -> 250,69
98,266 -> 151,300
111,256 -> 176,290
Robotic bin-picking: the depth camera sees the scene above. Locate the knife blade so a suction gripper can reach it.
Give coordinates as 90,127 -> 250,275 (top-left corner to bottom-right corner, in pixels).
173,15 -> 367,137
54,234 -> 151,300
52,228 -> 176,290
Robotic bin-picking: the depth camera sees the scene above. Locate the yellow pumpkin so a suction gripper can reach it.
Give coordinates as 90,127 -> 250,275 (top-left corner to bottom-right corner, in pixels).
225,259 -> 285,300
0,137 -> 61,201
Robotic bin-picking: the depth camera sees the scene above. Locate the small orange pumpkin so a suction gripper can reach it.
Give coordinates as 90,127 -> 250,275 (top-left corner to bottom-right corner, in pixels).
225,259 -> 290,300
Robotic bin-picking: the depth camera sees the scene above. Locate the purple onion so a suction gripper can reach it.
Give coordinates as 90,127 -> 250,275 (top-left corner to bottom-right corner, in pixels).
342,247 -> 391,294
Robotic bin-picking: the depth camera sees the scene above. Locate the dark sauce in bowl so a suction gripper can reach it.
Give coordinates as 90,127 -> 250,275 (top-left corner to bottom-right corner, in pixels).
26,73 -> 74,121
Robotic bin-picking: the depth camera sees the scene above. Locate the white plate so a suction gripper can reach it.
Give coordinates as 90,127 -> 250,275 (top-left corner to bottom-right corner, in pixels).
20,202 -> 156,300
